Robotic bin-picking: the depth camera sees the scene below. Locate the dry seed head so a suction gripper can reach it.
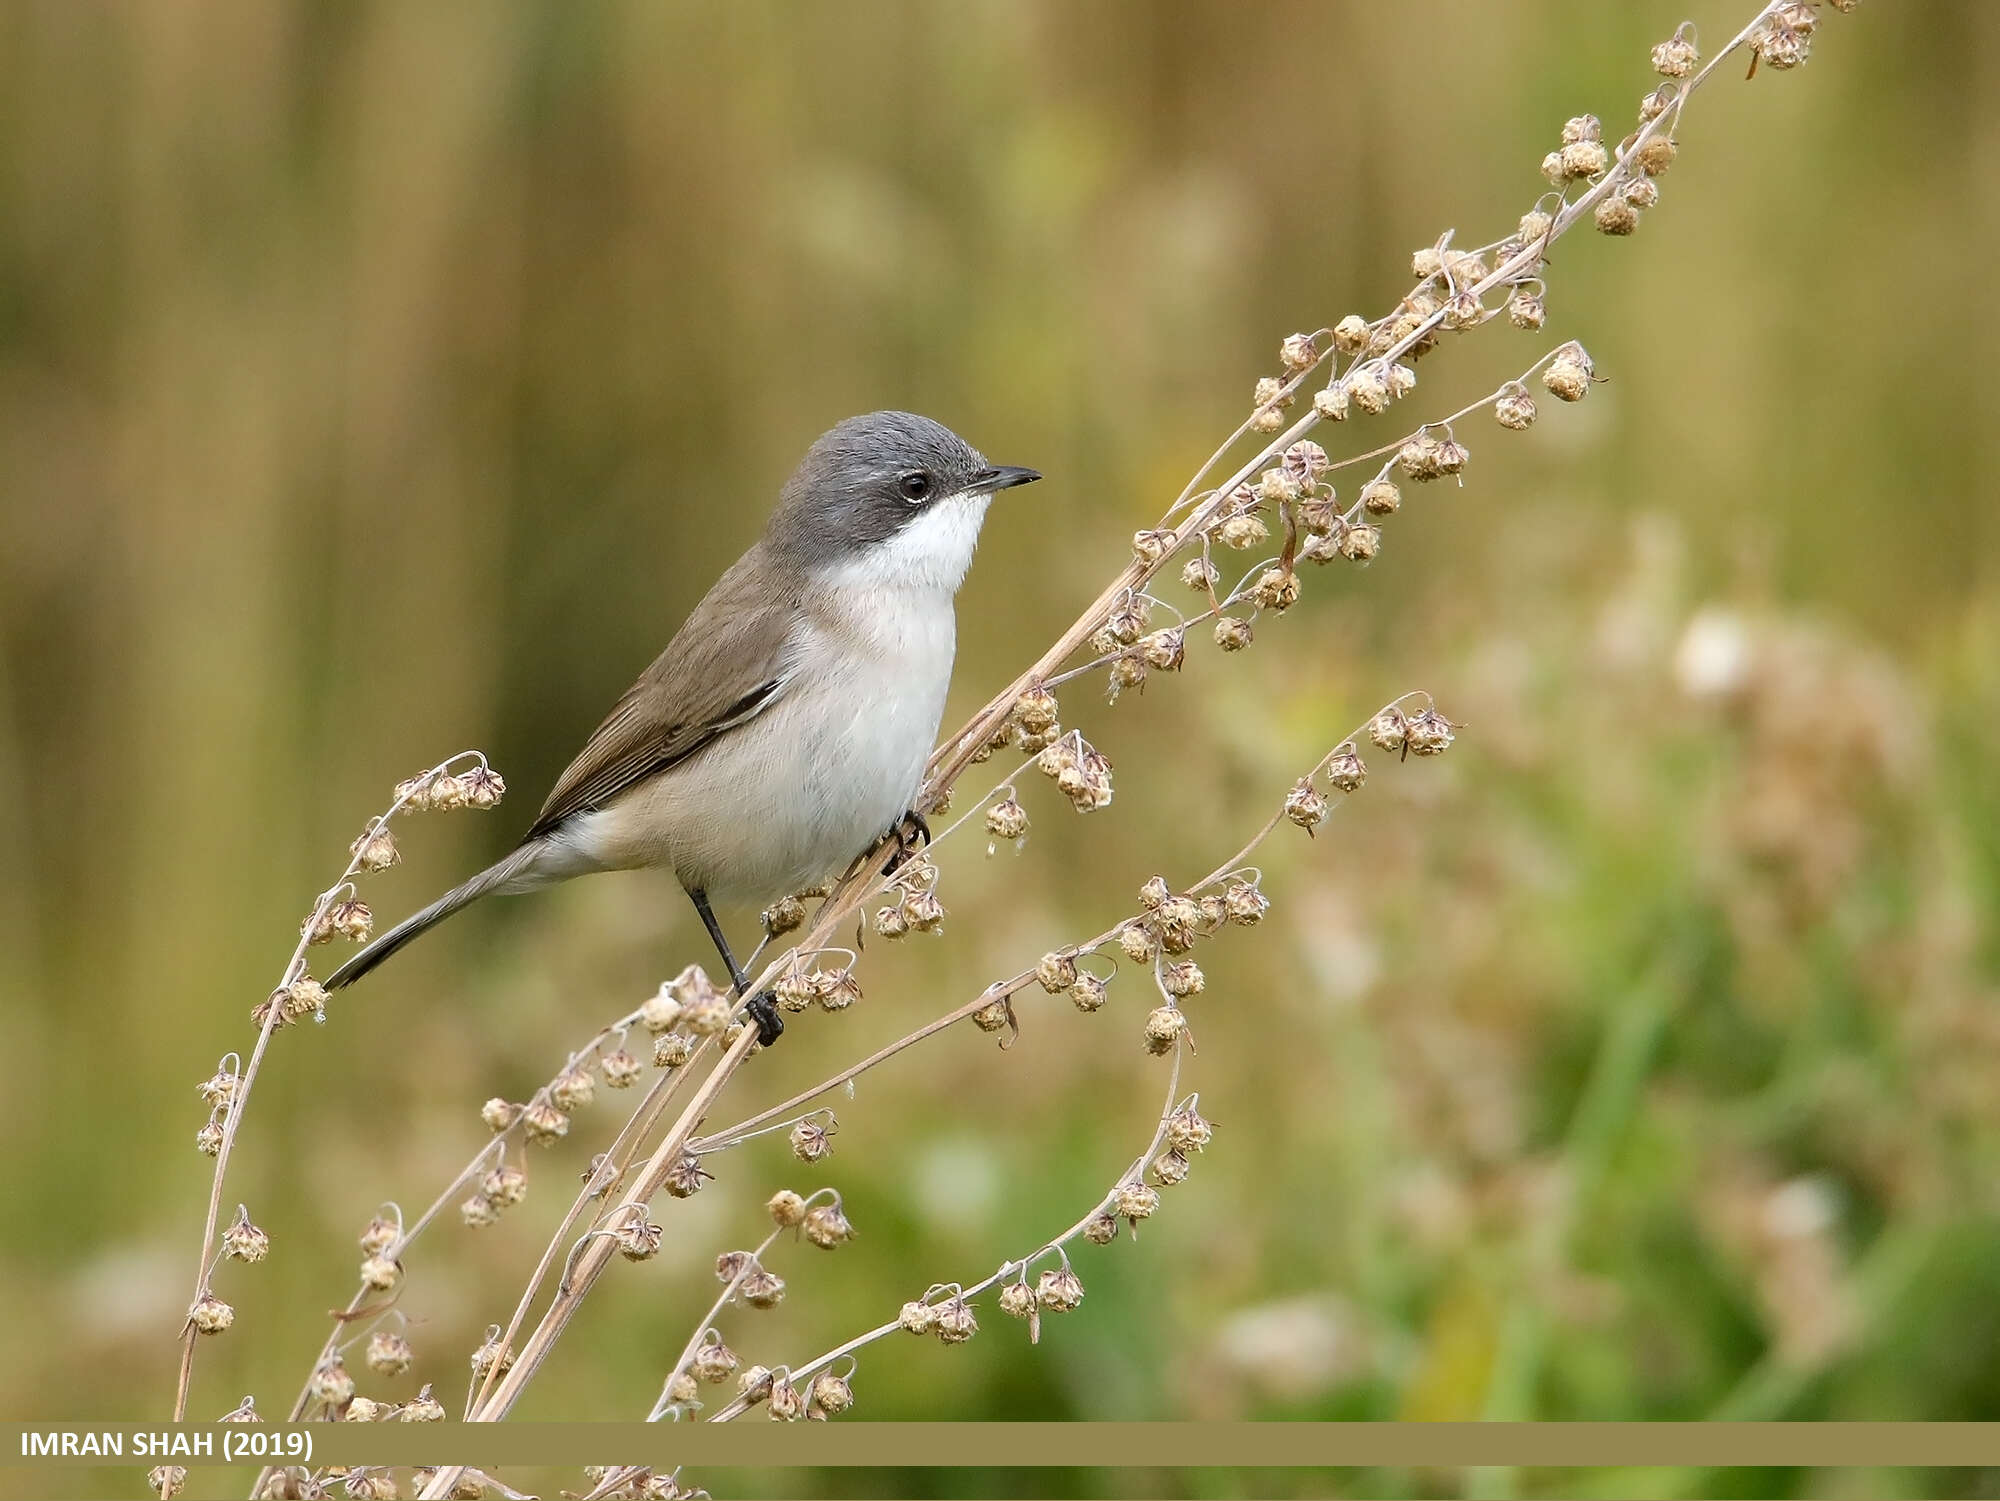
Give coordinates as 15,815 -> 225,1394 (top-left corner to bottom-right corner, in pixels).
309,1356 -> 355,1407
189,1294 -> 235,1336
359,1254 -> 400,1291
692,1337 -> 740,1384
402,1386 -> 447,1422
1540,150 -> 1566,186
767,1189 -> 808,1228
873,902 -> 910,940
1284,439 -> 1331,484
1250,567 -> 1301,613
1754,20 -> 1811,69
1068,971 -> 1109,1013
479,1097 -> 517,1133
1507,290 -> 1547,330
359,1213 -> 399,1256
1639,85 -> 1675,124
1279,331 -> 1319,371
1559,139 -> 1610,180
1434,438 -> 1469,475
653,1033 -> 692,1069
757,895 -> 807,939
1624,176 -> 1661,210
899,1299 -> 938,1335
1166,1102 -> 1215,1153
1256,468 -> 1299,506
814,967 -> 863,1012
1495,388 -> 1538,430
427,774 -> 469,811
196,1068 -> 238,1109
1442,291 -> 1484,331
1196,891 -> 1228,934
342,1396 -> 384,1423
1131,528 -> 1176,565
193,1117 -> 224,1154
1107,655 -> 1147,697
790,1119 -> 834,1163
1224,880 -> 1269,925
1161,960 -> 1205,999
1332,314 -> 1370,353
224,1214 -> 270,1263
1214,616 -> 1254,652
740,1269 -> 787,1308
1594,194 -> 1640,236
1150,1149 -> 1193,1187
804,1203 -> 855,1248
480,1162 -> 527,1207
715,1249 -> 757,1284
1353,478 -> 1397,516
1119,921 -> 1160,965
1326,744 -> 1369,792
1117,1182 -> 1161,1226
1038,1266 -> 1085,1312
1411,245 -> 1445,278
1340,522 -> 1382,562
810,1371 -> 855,1416
1349,364 -> 1390,414
1312,384 -> 1350,422
365,1330 -> 413,1377
284,976 -> 329,1021
767,1377 -> 804,1421
1143,1005 -> 1188,1055
684,994 -> 732,1034
1518,208 -> 1554,242
462,765 -> 505,809
1084,1211 -> 1120,1245
1012,683 -> 1060,736
1388,363 -> 1418,399
998,1279 -> 1037,1322
350,826 -> 400,872
460,1194 -> 499,1229
1217,513 -> 1270,551
1447,250 -> 1490,284
615,1216 -> 664,1261
971,998 -> 1010,1033
1405,706 -> 1458,755
522,1101 -> 569,1144
1181,556 -> 1220,592
933,1296 -> 978,1344
1652,31 -> 1698,77
1032,950 -> 1080,994
302,903 -> 337,945
1155,894 -> 1201,953
1140,628 -> 1186,672
1561,113 -> 1603,146
666,1371 -> 700,1407
149,1467 -> 188,1498
1543,342 -> 1594,401
550,1065 -> 595,1113
601,1048 -> 643,1089
1297,493 -> 1339,534
638,987 -> 684,1035
1106,597 -> 1151,645
1399,435 -> 1444,481
1636,136 -> 1678,175
774,966 -> 817,1015
1369,705 -> 1411,752
663,1151 -> 711,1199
738,1365 -> 774,1403
1252,375 -> 1289,410
1285,778 -> 1328,832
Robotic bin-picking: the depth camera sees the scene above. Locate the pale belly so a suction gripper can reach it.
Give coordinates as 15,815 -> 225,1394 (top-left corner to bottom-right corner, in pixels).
557,619 -> 952,905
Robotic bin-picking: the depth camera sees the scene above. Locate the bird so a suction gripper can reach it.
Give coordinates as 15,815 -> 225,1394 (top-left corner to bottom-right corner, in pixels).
326,411 -> 1040,1043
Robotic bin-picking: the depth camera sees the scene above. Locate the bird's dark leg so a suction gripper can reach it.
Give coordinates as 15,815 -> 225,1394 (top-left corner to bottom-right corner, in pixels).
882,808 -> 932,877
687,887 -> 782,1046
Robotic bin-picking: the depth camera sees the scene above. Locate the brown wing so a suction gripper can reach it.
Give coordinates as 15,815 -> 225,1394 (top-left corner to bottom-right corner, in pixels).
523,545 -> 797,843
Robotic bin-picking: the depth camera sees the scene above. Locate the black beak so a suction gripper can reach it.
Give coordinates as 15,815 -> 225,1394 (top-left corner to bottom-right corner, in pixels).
975,464 -> 1042,493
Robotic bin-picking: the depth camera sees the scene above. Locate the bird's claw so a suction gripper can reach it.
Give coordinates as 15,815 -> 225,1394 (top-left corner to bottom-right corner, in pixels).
745,991 -> 785,1047
883,809 -> 932,876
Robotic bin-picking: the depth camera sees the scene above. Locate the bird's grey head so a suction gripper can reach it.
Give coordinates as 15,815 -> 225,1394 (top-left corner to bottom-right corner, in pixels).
766,411 -> 1040,592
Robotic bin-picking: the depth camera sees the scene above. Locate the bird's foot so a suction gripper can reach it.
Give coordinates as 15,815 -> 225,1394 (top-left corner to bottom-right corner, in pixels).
745,990 -> 785,1047
883,808 -> 932,876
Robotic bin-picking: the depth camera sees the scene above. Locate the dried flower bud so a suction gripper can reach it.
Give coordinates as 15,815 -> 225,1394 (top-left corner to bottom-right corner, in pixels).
351,825 -> 401,872
663,1152 -> 711,1199
1283,441 -> 1331,487
476,1098 -> 517,1136
970,998 -> 1010,1033
738,1365 -> 774,1403
1367,705 -> 1410,753
741,1269 -> 787,1309
1508,290 -> 1546,330
341,1396 -> 386,1426
402,1385 -> 447,1422
1118,921 -> 1159,965
149,1467 -> 188,1498
1253,375 -> 1288,410
1624,176 -> 1660,210
550,1066 -> 595,1113
899,1299 -> 938,1334
1387,362 -> 1418,399
666,1371 -> 699,1407
283,976 -> 328,1022
1161,960 -> 1205,999
366,1330 -> 414,1377
1434,437 -> 1469,475
1332,314 -> 1370,353
522,1101 -> 569,1144
1594,193 -> 1639,236
1405,706 -> 1458,755
1181,556 -> 1221,596
1542,342 -> 1594,401
462,765 -> 506,809
998,1279 -> 1038,1329
873,902 -> 910,940
1223,880 -> 1269,925
767,1378 -> 804,1421
1250,567 -> 1301,612
1442,291 -> 1484,331
1285,778 -> 1328,832
615,1215 -> 663,1261
760,1190 -> 807,1231
790,1119 -> 834,1164
461,1194 -> 499,1228
1636,136 -> 1678,175
1216,513 -> 1269,551
1348,363 -> 1390,414
1143,1005 -> 1188,1055
1027,950 -> 1079,995
223,1213 -> 270,1264
812,967 -> 862,1013
1753,19 -> 1810,69
1117,1182 -> 1161,1227
1255,468 -> 1298,507
1166,1101 -> 1214,1153
773,965 -> 817,1015
1495,388 -> 1538,430
599,1048 -> 643,1089
189,1294 -> 234,1336
1651,30 -> 1698,76
1347,478 -> 1395,517
1037,1266 -> 1085,1312
1311,384 -> 1350,422
427,774 -> 469,811
692,1337 -> 739,1385
1069,972 -> 1109,1013
1561,113 -> 1603,146
683,995 -> 732,1035
1197,892 -> 1229,932
809,1371 -> 855,1417
715,1250 -> 757,1285
1411,245 -> 1445,279
1279,332 -> 1317,371
1151,1149 -> 1193,1187
359,1253 -> 400,1291
1339,523 -> 1381,562
1214,616 -> 1254,652
1131,528 -> 1176,564
1325,744 -> 1368,793
654,1033 -> 692,1069
977,795 -> 1029,845
1155,895 -> 1201,953
1399,435 -> 1444,481
359,1213 -> 399,1256
1639,85 -> 1675,123
804,1203 -> 855,1249
933,1295 -> 978,1344
1559,139 -> 1609,180
1540,150 -> 1566,185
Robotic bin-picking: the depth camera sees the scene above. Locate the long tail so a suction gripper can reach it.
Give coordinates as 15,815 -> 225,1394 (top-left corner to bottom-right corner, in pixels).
327,844 -> 544,990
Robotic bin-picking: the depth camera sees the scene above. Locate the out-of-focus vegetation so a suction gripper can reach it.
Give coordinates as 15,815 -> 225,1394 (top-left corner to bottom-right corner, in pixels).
3,2 -> 1996,1498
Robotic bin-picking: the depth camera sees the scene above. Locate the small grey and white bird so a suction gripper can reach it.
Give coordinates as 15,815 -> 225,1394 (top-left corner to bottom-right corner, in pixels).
327,412 -> 1039,1042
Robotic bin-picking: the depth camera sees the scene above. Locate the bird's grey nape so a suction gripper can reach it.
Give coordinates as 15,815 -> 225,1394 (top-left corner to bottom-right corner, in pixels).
765,411 -> 998,567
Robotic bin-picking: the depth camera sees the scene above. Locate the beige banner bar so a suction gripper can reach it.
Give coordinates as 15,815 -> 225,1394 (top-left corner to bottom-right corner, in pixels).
7,1422 -> 2000,1470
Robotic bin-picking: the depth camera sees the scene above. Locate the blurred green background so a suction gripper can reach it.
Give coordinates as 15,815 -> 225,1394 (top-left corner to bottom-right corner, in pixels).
3,1 -> 1997,1498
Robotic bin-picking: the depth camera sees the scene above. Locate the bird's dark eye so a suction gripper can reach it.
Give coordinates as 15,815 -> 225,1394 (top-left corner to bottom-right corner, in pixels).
897,471 -> 932,503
